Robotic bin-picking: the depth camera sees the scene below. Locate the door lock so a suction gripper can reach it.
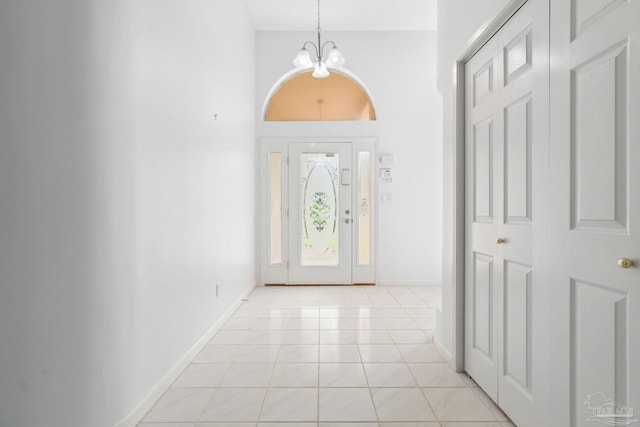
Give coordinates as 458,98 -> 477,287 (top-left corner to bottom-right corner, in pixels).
618,258 -> 634,269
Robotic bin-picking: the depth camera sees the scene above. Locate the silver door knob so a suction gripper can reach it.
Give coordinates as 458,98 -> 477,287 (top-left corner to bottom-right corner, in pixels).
343,218 -> 351,224
618,258 -> 634,269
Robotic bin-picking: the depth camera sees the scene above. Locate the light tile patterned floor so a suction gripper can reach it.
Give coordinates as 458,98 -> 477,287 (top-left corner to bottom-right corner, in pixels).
138,285 -> 516,427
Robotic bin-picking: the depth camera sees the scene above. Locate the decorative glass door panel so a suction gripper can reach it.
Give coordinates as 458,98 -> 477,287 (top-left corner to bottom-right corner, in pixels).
300,152 -> 340,266
289,143 -> 352,284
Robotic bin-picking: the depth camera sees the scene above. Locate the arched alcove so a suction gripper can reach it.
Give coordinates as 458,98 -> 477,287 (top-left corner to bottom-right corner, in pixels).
263,69 -> 377,122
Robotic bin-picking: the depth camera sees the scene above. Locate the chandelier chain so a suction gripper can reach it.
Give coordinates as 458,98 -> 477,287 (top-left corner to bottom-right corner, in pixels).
292,0 -> 344,77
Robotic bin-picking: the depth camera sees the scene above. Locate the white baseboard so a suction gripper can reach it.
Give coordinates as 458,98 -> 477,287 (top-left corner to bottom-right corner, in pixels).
113,283 -> 256,427
377,280 -> 442,286
433,333 -> 455,370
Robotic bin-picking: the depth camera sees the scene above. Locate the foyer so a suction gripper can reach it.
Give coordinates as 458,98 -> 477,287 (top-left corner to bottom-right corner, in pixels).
138,285 -> 514,426
1,0 -> 638,426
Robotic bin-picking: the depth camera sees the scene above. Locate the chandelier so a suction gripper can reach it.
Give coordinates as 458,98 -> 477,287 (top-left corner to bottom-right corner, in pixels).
292,0 -> 346,78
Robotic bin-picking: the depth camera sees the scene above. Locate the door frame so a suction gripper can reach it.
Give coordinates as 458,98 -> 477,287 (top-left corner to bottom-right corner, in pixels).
259,137 -> 378,285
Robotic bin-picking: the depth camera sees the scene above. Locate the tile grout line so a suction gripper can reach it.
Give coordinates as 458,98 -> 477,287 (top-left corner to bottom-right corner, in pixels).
138,286 -> 468,426
360,337 -> 382,424
255,334 -> 284,424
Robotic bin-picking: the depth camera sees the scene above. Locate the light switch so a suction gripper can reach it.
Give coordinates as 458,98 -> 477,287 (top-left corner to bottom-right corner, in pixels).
341,168 -> 352,185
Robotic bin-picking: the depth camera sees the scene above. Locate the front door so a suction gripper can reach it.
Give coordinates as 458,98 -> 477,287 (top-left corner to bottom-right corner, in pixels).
288,143 -> 353,284
260,138 -> 377,286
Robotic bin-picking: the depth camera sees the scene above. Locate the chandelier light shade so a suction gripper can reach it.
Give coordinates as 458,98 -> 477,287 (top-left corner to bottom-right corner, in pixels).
327,47 -> 346,67
293,0 -> 346,78
294,48 -> 313,68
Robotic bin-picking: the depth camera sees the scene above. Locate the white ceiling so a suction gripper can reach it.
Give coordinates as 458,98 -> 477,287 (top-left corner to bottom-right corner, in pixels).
243,0 -> 437,32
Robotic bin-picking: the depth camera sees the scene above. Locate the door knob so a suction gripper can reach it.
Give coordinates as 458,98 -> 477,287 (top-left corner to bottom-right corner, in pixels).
345,209 -> 350,215
342,218 -> 351,224
496,237 -> 506,244
618,258 -> 634,269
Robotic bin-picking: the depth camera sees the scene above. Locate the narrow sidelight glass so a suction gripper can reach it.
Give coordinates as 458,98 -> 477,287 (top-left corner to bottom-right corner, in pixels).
269,152 -> 283,265
358,152 -> 371,265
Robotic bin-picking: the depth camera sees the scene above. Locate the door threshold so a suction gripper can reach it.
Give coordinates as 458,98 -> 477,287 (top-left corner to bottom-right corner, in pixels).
264,283 -> 374,287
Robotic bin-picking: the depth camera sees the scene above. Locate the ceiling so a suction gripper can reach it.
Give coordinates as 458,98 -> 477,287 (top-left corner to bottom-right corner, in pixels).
243,0 -> 437,32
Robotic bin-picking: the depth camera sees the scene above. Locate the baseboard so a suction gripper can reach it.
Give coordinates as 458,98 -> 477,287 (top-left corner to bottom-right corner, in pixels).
377,280 -> 442,286
433,333 -> 455,370
113,282 -> 256,427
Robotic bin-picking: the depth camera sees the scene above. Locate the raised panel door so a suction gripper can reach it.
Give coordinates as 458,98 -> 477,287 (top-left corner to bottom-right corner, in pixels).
549,1 -> 640,425
465,2 -> 541,425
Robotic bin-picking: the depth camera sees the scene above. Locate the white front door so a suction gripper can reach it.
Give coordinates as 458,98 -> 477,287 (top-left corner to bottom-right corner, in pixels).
465,2 -> 542,426
260,138 -> 377,285
548,1 -> 640,425
288,142 -> 353,284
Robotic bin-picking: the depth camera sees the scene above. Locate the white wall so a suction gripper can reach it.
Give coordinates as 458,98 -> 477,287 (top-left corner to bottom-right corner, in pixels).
256,31 -> 443,285
0,1 -> 256,426
435,0 -> 512,359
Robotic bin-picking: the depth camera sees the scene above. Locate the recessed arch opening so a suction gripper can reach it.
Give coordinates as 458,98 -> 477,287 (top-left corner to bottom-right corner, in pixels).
263,68 -> 377,122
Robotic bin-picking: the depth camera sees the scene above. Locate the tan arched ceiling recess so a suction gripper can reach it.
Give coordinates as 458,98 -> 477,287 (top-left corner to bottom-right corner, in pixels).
264,71 -> 376,122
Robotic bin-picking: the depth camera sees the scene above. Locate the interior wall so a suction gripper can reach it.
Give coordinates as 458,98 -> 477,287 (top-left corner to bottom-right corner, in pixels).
0,1 -> 256,426
435,0 -> 512,359
256,31 -> 443,286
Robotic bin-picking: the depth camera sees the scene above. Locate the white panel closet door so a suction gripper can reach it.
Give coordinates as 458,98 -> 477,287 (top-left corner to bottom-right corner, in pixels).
465,33 -> 500,401
549,1 -> 640,426
465,2 -> 540,426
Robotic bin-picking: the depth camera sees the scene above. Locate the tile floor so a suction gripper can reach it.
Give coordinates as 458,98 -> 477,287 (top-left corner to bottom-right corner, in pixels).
138,285 -> 515,427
